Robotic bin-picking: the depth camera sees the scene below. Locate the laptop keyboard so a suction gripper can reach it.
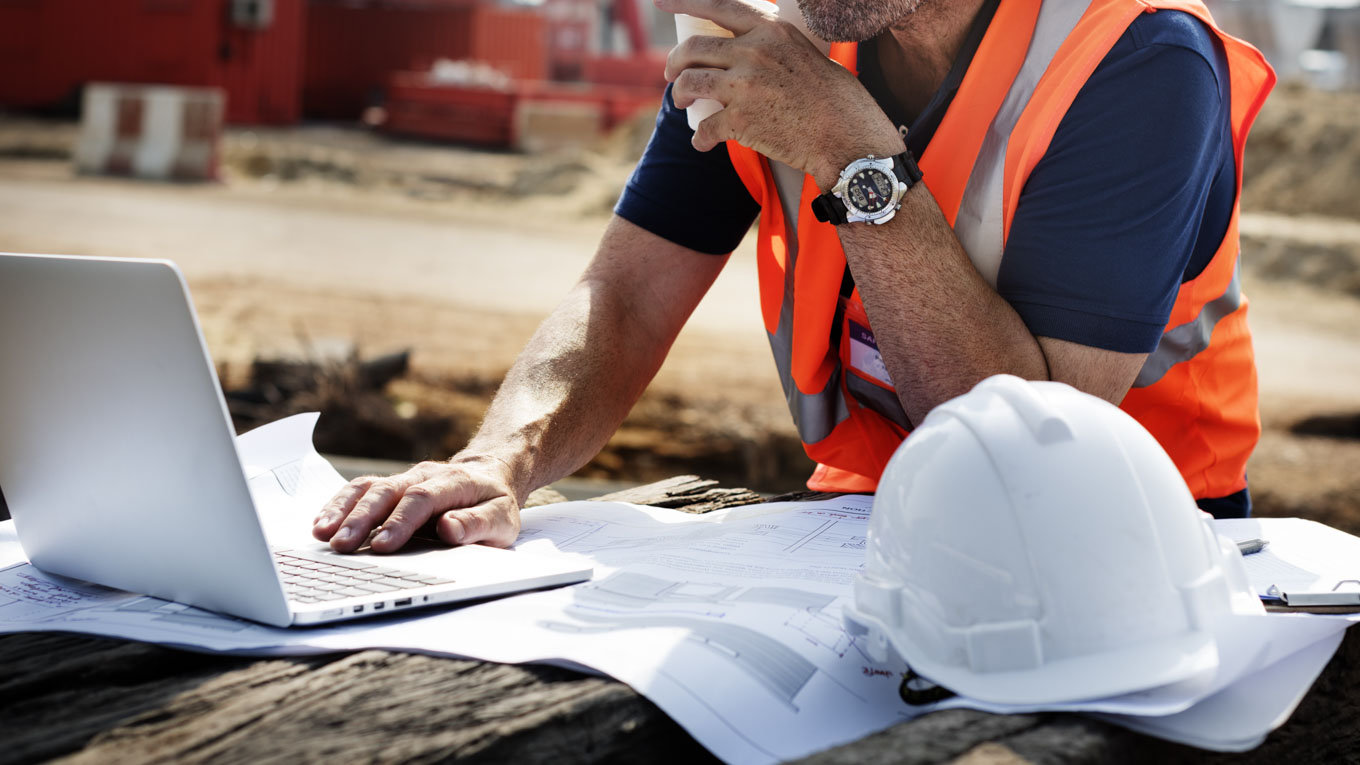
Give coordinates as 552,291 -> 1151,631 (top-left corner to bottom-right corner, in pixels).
273,549 -> 455,604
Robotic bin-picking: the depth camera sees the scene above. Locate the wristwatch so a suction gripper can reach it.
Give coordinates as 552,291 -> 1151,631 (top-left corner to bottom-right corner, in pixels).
811,151 -> 923,225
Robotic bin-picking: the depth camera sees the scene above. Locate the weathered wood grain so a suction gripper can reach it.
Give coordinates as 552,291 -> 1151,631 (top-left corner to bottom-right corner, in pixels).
0,634 -> 715,765
793,709 -> 1044,765
56,652 -> 712,765
590,475 -> 765,514
2,477 -> 1357,765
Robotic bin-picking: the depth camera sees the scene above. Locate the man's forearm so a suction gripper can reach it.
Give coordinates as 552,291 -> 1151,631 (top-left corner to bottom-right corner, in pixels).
460,282 -> 662,502
460,216 -> 728,503
839,184 -> 1049,425
313,217 -> 724,553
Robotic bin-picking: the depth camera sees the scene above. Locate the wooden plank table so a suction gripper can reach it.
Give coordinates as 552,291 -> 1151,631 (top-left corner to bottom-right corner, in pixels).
3,477 -> 1358,764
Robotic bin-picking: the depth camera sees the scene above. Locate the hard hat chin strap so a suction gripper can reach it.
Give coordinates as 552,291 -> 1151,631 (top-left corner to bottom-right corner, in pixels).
898,668 -> 957,706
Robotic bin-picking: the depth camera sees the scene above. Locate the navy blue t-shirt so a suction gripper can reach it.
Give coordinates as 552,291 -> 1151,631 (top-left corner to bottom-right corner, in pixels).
615,10 -> 1244,510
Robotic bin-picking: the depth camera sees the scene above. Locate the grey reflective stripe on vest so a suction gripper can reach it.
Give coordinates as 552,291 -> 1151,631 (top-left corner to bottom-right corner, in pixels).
846,374 -> 912,430
1134,263 -> 1243,388
767,271 -> 851,443
955,0 -> 1093,287
767,159 -> 851,443
765,156 -> 910,439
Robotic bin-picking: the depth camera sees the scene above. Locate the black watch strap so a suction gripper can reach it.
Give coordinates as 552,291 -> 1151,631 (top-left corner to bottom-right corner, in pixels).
811,191 -> 847,225
894,151 -> 924,187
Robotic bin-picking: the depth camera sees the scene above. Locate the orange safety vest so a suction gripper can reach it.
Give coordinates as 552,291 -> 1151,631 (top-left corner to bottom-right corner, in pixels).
727,0 -> 1275,496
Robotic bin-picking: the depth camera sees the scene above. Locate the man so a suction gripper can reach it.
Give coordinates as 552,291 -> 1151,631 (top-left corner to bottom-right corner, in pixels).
313,0 -> 1274,554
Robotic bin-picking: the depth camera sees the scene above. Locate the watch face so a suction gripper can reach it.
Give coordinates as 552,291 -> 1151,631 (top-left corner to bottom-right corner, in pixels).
846,168 -> 894,214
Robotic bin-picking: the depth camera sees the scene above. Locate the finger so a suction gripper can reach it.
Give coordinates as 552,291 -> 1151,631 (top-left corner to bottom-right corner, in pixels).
670,67 -> 726,110
368,475 -> 471,554
655,0 -> 773,37
437,497 -> 521,549
665,34 -> 733,83
312,477 -> 374,540
329,476 -> 414,552
691,104 -> 740,153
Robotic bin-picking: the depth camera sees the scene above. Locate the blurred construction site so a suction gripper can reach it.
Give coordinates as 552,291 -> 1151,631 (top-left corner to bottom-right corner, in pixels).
0,0 -> 680,149
1,1 -> 1358,129
0,0 -> 1358,519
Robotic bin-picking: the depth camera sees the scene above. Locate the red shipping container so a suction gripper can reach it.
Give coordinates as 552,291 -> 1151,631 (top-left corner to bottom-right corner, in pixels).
382,71 -> 660,148
468,6 -> 546,81
215,0 -> 307,124
304,1 -> 545,121
383,71 -> 518,146
582,52 -> 669,91
0,0 -> 304,124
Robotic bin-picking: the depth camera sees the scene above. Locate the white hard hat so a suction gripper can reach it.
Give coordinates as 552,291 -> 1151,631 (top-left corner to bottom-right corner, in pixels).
843,375 -> 1262,705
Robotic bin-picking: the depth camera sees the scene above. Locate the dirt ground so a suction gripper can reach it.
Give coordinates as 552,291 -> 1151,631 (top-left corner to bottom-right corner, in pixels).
1,86 -> 1358,527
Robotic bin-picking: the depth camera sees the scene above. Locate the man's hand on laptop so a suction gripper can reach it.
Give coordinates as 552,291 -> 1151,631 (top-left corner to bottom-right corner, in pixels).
312,455 -> 521,553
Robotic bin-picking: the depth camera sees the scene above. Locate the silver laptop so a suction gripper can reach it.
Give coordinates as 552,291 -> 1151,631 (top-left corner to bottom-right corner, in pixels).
0,252 -> 591,627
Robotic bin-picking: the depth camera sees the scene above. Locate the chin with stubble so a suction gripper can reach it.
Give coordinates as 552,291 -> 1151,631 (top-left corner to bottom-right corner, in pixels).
795,0 -> 931,42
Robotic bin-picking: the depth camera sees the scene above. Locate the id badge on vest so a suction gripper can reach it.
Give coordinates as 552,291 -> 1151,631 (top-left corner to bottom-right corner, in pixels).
840,297 -> 896,391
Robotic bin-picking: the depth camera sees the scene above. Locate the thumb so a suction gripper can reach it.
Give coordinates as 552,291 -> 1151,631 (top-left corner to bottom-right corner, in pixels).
438,498 -> 520,548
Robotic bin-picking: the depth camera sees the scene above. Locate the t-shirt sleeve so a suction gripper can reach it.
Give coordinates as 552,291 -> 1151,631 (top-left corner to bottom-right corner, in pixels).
998,11 -> 1233,353
613,84 -> 761,255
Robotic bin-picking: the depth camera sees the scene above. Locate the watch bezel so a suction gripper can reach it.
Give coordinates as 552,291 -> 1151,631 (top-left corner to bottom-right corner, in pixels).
830,155 -> 909,225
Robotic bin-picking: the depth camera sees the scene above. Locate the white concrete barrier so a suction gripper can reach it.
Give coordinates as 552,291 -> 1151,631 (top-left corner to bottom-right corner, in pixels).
75,83 -> 225,181
1209,0 -> 1360,87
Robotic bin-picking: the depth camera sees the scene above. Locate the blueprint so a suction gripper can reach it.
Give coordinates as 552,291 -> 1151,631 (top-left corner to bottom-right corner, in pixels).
499,496 -> 917,760
0,414 -> 1356,763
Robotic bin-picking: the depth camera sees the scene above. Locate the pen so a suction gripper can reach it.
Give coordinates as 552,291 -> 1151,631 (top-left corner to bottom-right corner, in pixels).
1237,538 -> 1268,555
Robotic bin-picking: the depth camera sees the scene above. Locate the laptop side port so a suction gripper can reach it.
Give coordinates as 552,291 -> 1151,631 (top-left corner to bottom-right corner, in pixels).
373,602 -> 385,611
353,605 -> 364,613
395,598 -> 412,607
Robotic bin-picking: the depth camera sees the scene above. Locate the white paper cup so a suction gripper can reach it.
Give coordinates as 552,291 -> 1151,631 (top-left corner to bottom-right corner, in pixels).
673,14 -> 735,131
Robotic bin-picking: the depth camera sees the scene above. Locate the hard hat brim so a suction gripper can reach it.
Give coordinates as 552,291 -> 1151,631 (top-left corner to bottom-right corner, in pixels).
843,600 -> 1220,706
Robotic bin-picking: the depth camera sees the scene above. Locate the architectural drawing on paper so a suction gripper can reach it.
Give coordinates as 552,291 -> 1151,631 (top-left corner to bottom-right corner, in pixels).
516,507 -> 868,570
539,571 -> 850,710
573,571 -> 836,612
783,607 -> 860,660
742,519 -> 867,556
115,597 -> 255,633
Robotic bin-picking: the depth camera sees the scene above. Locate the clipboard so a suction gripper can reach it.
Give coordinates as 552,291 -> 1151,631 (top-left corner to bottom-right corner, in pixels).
1266,580 -> 1360,612
1215,517 -> 1360,615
